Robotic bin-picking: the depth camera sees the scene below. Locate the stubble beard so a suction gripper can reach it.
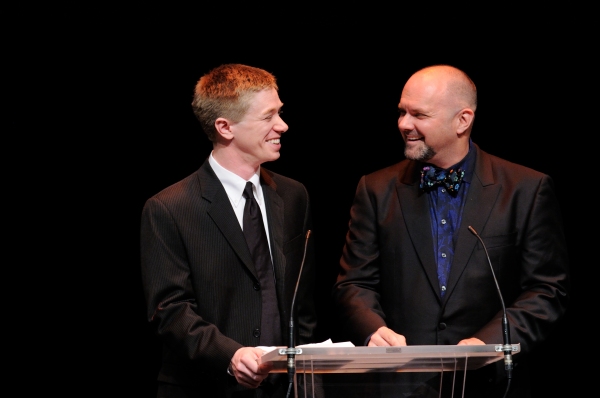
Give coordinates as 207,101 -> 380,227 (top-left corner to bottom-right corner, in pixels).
404,141 -> 435,162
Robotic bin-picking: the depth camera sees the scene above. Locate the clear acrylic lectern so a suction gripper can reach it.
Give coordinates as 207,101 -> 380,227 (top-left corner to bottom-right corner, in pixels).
259,343 -> 520,398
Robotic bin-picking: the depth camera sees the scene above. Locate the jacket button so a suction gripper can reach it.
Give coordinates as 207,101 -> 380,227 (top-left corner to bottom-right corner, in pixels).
438,323 -> 447,330
253,328 -> 261,338
253,283 -> 261,291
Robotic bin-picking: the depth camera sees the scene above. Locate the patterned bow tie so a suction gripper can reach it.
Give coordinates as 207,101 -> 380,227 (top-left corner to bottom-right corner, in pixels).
420,166 -> 465,195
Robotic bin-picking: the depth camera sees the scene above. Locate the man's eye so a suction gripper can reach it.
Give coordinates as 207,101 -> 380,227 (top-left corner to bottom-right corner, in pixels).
265,110 -> 282,120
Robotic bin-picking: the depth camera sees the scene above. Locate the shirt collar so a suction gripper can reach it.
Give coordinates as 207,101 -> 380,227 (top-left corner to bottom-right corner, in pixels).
209,152 -> 262,207
429,139 -> 475,183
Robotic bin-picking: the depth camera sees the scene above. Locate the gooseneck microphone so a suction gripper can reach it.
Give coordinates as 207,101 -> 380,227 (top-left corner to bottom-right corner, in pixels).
468,226 -> 513,382
282,230 -> 311,398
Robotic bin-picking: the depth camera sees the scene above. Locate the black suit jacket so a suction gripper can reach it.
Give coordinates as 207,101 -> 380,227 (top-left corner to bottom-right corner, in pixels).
332,143 -> 569,396
141,158 -> 318,397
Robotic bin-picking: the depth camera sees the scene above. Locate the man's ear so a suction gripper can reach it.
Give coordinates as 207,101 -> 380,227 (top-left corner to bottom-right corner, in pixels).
456,108 -> 475,135
215,117 -> 234,140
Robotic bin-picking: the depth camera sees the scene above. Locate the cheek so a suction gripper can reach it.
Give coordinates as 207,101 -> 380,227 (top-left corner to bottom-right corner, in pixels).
420,122 -> 449,146
437,126 -> 458,147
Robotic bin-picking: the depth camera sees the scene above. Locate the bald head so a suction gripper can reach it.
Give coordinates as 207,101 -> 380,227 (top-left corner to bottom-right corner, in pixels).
398,65 -> 477,168
406,65 -> 477,112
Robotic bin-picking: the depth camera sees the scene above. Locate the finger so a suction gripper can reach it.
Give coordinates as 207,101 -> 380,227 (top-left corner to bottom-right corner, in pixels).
387,333 -> 407,346
256,362 -> 273,375
235,370 -> 264,388
368,333 -> 390,347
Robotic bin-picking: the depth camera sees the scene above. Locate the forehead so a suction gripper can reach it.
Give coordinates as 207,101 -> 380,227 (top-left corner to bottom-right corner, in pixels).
399,76 -> 447,112
245,88 -> 283,114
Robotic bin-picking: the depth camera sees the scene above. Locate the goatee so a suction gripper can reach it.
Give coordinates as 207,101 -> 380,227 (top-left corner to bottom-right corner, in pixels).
405,143 -> 435,162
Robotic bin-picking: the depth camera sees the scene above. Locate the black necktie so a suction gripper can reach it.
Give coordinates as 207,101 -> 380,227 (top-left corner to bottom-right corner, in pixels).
242,181 -> 281,345
420,165 -> 465,195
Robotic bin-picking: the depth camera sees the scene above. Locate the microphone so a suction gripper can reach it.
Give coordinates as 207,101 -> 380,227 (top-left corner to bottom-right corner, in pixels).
468,226 -> 513,380
281,230 -> 311,398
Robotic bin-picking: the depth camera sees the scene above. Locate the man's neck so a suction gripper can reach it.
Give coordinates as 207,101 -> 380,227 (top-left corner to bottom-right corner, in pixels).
212,147 -> 260,181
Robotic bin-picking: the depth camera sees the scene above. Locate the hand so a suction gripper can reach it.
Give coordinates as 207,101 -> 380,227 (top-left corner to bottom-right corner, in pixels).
457,337 -> 485,345
229,347 -> 273,389
367,326 -> 407,347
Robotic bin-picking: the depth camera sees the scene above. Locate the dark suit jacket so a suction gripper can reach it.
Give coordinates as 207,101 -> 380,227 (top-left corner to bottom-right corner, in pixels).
332,143 -> 569,397
141,158 -> 318,397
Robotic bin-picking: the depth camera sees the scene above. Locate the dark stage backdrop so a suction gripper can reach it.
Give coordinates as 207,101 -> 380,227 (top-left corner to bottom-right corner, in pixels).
124,53 -> 581,397
8,3 -> 595,394
18,20 -> 587,397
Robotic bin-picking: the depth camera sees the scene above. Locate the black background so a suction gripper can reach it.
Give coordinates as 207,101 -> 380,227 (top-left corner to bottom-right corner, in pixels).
128,56 -> 581,396
11,9 -> 591,397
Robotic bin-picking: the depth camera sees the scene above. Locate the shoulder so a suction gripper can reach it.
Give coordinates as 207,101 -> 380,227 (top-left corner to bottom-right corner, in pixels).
261,167 -> 308,195
477,147 -> 550,183
365,160 -> 411,179
473,146 -> 559,202
147,174 -> 196,201
144,164 -> 210,209
360,159 -> 413,188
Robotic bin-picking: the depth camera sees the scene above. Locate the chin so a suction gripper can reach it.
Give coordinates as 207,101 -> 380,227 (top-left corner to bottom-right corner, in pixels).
264,152 -> 281,163
404,148 -> 421,161
405,142 -> 432,162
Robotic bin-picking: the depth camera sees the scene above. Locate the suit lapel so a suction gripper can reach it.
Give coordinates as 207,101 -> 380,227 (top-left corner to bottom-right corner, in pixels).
445,147 -> 501,298
260,170 -> 286,296
398,161 -> 440,297
197,161 -> 258,279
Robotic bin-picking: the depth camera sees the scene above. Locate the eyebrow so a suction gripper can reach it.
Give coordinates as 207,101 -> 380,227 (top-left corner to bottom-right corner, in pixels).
262,103 -> 283,115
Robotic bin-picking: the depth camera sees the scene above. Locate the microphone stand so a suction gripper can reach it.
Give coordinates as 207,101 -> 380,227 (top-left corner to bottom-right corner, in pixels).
281,230 -> 311,398
468,227 -> 514,392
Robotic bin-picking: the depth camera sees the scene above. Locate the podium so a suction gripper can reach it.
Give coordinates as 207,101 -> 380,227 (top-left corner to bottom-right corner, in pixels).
259,343 -> 520,397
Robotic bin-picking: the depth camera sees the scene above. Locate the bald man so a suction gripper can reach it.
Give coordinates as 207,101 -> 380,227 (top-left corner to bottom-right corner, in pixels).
331,65 -> 569,397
